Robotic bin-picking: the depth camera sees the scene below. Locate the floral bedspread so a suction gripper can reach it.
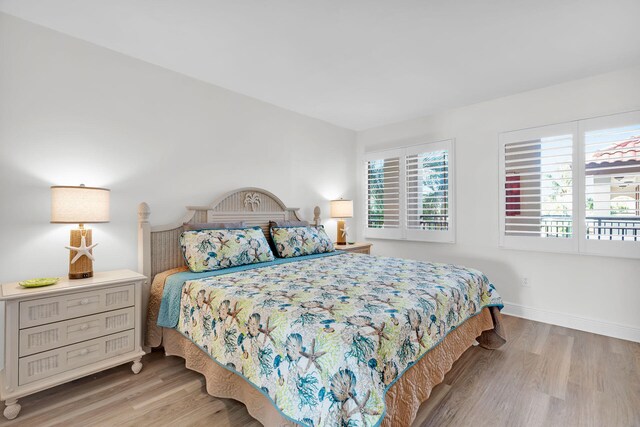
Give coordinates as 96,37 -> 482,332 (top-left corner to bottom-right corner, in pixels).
175,253 -> 503,426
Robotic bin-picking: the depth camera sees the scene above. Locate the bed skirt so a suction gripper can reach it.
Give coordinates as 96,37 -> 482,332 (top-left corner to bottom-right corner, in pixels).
158,306 -> 503,427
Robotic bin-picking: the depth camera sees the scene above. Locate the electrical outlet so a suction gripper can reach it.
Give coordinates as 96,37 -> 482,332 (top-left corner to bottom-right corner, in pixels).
521,277 -> 531,288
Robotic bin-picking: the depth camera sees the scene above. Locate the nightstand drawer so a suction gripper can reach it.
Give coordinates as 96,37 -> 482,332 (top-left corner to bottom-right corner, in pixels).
18,329 -> 135,386
19,307 -> 135,357
336,242 -> 372,254
349,247 -> 371,254
19,284 -> 135,328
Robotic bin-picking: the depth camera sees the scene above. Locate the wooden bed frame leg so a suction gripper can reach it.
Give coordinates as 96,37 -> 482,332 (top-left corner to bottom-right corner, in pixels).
3,399 -> 20,420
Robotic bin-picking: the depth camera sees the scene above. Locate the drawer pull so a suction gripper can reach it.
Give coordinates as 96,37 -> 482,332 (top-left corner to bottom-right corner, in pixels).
80,299 -> 90,305
80,324 -> 89,331
79,349 -> 89,356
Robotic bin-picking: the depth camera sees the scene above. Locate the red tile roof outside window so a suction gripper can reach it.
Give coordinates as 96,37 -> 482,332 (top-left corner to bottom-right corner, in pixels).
587,136 -> 640,167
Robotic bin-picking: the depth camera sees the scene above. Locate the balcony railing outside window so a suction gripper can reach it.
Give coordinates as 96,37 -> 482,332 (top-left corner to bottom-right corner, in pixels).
419,214 -> 449,230
541,216 -> 640,241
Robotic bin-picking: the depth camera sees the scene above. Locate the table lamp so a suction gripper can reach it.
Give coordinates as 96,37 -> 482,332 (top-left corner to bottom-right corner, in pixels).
330,199 -> 353,245
51,184 -> 110,279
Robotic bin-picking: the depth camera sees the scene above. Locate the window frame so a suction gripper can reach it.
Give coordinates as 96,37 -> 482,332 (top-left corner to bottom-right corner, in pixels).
363,139 -> 456,243
499,110 -> 640,259
579,110 -> 640,259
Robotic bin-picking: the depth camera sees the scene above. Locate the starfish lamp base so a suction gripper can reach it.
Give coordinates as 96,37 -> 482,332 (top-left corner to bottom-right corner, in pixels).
68,228 -> 94,279
336,219 -> 347,245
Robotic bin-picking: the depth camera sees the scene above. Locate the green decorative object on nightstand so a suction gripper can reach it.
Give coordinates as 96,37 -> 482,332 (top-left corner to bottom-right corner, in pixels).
18,278 -> 60,288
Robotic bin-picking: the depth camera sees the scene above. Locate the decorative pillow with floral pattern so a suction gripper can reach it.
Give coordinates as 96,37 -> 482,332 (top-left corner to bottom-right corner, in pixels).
270,225 -> 335,258
180,226 -> 274,272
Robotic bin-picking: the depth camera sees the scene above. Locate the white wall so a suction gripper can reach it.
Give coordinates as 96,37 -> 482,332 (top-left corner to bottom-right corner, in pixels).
357,66 -> 640,341
0,14 -> 358,370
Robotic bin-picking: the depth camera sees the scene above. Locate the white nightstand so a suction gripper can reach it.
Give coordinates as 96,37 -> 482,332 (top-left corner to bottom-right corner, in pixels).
335,242 -> 372,254
0,270 -> 146,419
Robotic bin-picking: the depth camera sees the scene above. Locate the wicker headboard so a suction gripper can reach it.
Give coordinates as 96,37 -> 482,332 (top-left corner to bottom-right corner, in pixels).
137,187 -> 320,283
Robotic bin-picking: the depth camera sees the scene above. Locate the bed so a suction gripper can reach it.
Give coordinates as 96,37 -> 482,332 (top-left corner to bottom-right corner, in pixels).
139,188 -> 506,427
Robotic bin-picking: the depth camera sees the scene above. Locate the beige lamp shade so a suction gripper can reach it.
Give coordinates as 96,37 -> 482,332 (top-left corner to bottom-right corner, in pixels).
51,185 -> 110,224
330,199 -> 353,219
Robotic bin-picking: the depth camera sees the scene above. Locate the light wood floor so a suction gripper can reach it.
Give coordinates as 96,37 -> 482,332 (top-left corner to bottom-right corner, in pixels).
2,315 -> 639,427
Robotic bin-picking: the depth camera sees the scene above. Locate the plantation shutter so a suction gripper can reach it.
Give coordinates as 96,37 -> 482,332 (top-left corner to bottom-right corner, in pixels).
364,140 -> 455,242
405,140 -> 455,242
580,110 -> 640,258
365,151 -> 402,239
499,123 -> 578,253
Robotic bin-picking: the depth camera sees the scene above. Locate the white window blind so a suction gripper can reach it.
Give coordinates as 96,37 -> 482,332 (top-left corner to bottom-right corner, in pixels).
500,110 -> 640,259
406,150 -> 449,230
504,135 -> 574,236
500,122 -> 578,253
364,140 -> 455,242
366,155 -> 401,236
581,111 -> 640,258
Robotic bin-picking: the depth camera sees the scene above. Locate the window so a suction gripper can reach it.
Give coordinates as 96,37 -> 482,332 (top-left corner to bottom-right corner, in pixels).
499,122 -> 578,253
581,111 -> 640,257
500,110 -> 640,258
364,140 -> 455,242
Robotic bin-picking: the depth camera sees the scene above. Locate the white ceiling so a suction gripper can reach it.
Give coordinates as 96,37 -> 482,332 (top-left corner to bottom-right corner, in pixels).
2,0 -> 640,130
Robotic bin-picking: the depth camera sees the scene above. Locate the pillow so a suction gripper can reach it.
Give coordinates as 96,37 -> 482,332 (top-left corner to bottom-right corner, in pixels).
267,220 -> 310,253
183,221 -> 245,231
180,226 -> 274,272
270,225 -> 335,258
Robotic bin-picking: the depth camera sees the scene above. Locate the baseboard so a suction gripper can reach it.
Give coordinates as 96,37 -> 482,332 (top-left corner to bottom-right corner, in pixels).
501,302 -> 640,343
